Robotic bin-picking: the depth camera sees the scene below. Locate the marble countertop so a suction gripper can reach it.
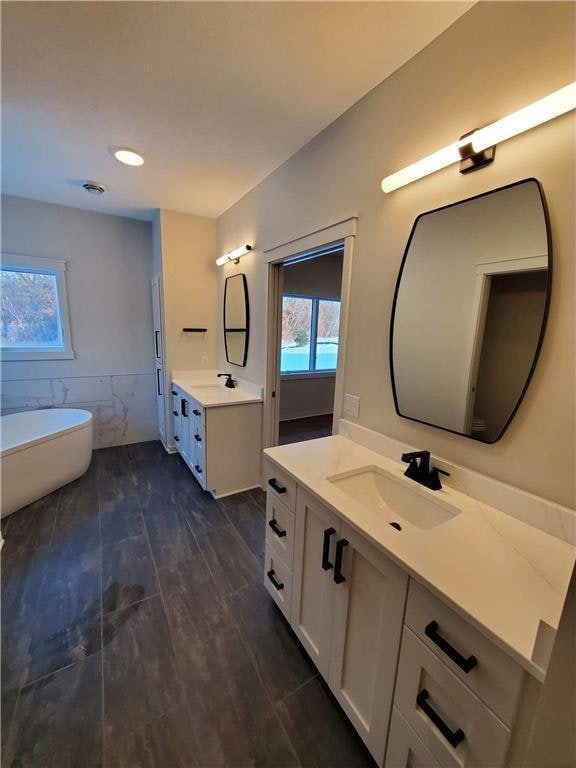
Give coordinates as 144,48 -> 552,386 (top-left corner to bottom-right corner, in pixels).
264,435 -> 575,680
172,374 -> 262,408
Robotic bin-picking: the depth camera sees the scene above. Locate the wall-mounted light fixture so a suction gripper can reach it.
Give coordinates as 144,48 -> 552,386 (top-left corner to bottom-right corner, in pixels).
216,244 -> 252,267
381,82 -> 576,193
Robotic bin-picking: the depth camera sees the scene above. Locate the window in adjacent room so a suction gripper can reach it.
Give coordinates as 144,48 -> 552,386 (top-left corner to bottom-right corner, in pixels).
1,254 -> 74,360
281,294 -> 340,374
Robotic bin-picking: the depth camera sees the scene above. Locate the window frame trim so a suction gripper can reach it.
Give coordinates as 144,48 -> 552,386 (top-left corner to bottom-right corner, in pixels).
280,292 -> 340,376
1,253 -> 75,361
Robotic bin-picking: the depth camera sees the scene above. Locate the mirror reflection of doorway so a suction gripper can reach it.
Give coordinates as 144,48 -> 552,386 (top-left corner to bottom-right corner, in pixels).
278,249 -> 344,445
469,269 -> 548,441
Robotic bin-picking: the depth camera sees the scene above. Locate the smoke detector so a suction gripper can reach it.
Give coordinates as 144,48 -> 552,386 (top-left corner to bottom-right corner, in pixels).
83,181 -> 106,195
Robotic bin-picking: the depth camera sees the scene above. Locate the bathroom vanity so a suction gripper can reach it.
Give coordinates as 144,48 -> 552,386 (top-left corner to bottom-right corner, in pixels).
261,431 -> 575,768
170,372 -> 262,498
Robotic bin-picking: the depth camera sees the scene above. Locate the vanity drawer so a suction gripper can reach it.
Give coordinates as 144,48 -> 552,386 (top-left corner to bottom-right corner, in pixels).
385,707 -> 440,768
405,580 -> 523,725
264,542 -> 292,620
263,458 -> 296,512
395,628 -> 510,768
265,494 -> 295,569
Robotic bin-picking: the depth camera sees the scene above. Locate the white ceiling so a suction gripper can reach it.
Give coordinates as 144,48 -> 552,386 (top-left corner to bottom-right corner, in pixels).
2,2 -> 473,221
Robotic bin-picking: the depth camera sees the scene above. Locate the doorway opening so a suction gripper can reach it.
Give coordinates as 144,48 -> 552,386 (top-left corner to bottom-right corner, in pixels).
274,247 -> 344,446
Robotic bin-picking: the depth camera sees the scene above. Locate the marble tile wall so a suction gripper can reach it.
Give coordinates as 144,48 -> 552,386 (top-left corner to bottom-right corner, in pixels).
1,374 -> 158,449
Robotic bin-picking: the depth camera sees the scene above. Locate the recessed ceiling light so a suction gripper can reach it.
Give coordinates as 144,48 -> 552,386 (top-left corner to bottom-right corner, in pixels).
114,148 -> 145,166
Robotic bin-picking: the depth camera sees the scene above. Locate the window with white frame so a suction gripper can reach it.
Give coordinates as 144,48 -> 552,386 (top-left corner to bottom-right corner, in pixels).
1,254 -> 74,360
281,294 -> 341,374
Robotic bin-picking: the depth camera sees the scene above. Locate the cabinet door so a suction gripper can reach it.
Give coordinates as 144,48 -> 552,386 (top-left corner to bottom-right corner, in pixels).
179,396 -> 191,465
151,274 -> 163,362
328,521 -> 408,765
172,387 -> 182,453
291,488 -> 340,679
386,708 -> 440,768
155,363 -> 166,443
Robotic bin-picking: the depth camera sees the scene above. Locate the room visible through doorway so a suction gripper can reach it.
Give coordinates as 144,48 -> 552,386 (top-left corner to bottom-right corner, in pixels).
277,249 -> 344,445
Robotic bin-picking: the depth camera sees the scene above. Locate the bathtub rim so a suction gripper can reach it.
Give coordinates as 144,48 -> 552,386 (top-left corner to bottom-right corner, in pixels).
0,408 -> 93,458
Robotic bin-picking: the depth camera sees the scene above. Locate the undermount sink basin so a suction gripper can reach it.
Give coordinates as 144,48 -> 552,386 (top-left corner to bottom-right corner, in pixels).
328,466 -> 460,530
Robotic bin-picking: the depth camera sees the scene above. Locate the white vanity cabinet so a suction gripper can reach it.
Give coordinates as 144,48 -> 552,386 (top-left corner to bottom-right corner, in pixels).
171,382 -> 261,497
264,477 -> 408,766
262,455 -> 540,768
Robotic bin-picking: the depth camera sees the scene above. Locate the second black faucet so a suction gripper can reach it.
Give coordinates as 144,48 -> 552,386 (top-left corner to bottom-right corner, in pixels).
217,373 -> 236,389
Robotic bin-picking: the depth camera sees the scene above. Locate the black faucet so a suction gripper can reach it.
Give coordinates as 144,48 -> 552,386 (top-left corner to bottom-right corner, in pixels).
217,373 -> 236,389
400,450 -> 450,491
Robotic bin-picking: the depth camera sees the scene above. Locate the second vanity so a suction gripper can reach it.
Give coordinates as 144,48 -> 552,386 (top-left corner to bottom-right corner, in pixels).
170,371 -> 262,497
261,432 -> 575,768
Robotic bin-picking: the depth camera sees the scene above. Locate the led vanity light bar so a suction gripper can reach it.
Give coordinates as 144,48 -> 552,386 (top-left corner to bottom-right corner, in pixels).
216,244 -> 252,267
381,82 -> 576,193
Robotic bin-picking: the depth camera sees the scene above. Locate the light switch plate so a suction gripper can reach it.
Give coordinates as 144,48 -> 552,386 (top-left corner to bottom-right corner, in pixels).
343,393 -> 360,419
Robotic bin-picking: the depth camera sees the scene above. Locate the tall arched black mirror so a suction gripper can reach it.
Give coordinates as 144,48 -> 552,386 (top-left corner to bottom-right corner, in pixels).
390,178 -> 551,443
224,273 -> 249,367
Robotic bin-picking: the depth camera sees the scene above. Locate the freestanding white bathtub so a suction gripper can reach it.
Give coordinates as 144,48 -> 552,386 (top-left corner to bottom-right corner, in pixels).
0,408 -> 93,518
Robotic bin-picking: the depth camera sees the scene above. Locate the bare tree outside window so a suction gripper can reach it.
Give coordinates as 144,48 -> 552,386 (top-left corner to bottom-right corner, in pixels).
1,269 -> 63,347
281,295 -> 340,373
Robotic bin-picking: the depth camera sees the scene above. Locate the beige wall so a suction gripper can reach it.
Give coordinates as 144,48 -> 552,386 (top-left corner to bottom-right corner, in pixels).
217,1 -> 576,507
280,376 -> 336,421
158,209 -> 219,374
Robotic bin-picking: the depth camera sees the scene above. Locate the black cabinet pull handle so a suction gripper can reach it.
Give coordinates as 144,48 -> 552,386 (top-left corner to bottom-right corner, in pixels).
155,330 -> 160,358
194,464 -> 202,474
416,689 -> 465,748
269,519 -> 287,538
171,390 -> 177,396
156,369 -> 163,396
173,410 -> 178,416
192,409 -> 201,416
174,436 -> 180,442
267,569 -> 284,591
181,400 -> 188,417
268,478 -> 287,494
334,538 -> 348,584
425,621 -> 477,673
194,434 -> 202,442
322,527 -> 336,570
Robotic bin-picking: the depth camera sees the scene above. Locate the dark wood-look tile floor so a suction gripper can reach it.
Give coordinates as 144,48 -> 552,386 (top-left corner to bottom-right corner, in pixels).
279,414 -> 333,445
1,441 -> 376,768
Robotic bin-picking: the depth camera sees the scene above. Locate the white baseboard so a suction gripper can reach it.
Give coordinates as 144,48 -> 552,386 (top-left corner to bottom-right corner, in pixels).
280,410 -> 333,422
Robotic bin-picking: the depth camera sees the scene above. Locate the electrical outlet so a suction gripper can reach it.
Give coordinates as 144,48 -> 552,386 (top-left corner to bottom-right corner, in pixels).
343,393 -> 360,419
